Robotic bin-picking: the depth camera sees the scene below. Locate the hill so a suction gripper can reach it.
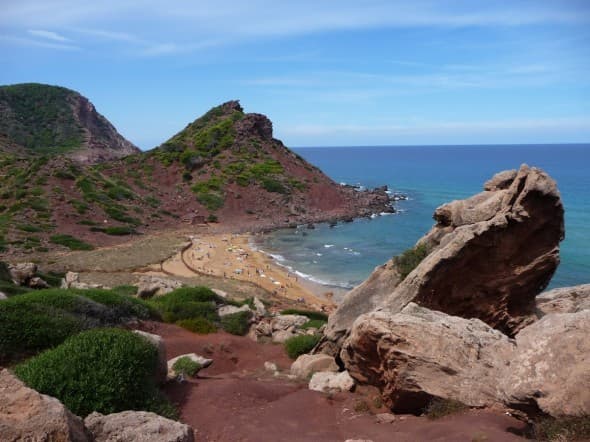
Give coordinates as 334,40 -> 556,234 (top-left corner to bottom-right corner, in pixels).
0,99 -> 391,256
0,83 -> 139,163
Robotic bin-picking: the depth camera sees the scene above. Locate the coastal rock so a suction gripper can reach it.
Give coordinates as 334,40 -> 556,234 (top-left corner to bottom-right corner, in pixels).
535,284 -> 590,316
0,369 -> 90,441
309,370 -> 355,393
290,354 -> 339,379
271,329 -> 298,344
218,304 -> 251,317
322,165 -> 564,357
212,288 -> 228,298
136,276 -> 182,299
61,271 -> 104,290
132,330 -> 167,384
84,411 -> 194,442
318,259 -> 401,356
0,291 -> 7,300
499,310 -> 590,417
271,314 -> 309,331
29,276 -> 49,289
253,296 -> 267,317
341,303 -> 515,413
8,262 -> 37,286
167,353 -> 213,379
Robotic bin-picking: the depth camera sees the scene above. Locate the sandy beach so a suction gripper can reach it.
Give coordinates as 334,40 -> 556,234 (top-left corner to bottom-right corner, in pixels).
160,233 -> 338,312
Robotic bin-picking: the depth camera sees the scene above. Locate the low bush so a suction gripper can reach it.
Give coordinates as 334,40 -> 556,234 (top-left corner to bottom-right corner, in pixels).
220,311 -> 252,336
395,243 -> 430,280
91,226 -> 136,235
280,309 -> 328,322
0,288 -> 156,363
14,328 -> 173,417
301,319 -> 327,330
176,317 -> 217,334
110,285 -> 138,296
284,334 -> 321,359
423,398 -> 468,419
172,356 -> 202,378
151,287 -> 222,323
532,415 -> 590,441
50,234 -> 94,251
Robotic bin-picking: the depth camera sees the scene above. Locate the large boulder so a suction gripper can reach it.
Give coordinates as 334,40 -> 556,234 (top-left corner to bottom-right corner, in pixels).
136,276 -> 182,299
85,411 -> 194,442
318,259 -> 401,356
8,262 -> 37,286
535,284 -> 590,316
290,354 -> 339,379
0,369 -> 90,441
320,165 -> 564,355
341,303 -> 515,413
499,310 -> 590,417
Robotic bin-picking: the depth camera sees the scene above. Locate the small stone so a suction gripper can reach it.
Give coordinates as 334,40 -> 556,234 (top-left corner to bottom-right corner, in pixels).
167,353 -> 213,380
375,413 -> 396,424
309,371 -> 355,393
218,304 -> 251,317
264,361 -> 278,372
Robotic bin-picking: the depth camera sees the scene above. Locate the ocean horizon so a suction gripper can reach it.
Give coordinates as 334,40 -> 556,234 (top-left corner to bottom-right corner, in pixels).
255,143 -> 589,294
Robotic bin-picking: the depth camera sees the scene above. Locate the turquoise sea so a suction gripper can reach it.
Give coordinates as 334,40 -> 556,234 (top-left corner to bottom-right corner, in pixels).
255,144 -> 589,291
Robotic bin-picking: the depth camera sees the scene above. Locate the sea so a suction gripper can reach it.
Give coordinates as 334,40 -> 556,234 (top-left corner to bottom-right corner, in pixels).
254,144 -> 589,294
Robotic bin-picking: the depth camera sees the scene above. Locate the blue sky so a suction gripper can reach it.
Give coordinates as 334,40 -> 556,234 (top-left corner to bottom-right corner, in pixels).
1,0 -> 589,149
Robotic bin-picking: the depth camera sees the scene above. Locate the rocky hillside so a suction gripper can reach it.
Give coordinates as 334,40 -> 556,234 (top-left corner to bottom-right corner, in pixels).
0,83 -> 139,163
0,100 -> 391,256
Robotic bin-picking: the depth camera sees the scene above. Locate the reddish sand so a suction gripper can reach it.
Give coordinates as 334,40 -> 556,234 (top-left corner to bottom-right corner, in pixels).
139,322 -> 529,442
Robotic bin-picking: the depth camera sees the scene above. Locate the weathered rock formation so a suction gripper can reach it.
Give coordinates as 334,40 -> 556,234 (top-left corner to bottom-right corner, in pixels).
535,284 -> 590,316
342,303 -> 515,413
132,330 -> 168,384
0,369 -> 90,441
499,310 -> 590,417
319,259 -> 401,356
85,411 -> 194,442
320,165 -> 564,355
308,370 -> 355,393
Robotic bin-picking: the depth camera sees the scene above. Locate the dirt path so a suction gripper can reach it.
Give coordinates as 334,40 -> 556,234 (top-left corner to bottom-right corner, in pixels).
141,322 -> 528,442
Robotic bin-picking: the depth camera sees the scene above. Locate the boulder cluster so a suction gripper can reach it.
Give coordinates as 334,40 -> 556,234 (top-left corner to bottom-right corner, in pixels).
319,165 -> 589,418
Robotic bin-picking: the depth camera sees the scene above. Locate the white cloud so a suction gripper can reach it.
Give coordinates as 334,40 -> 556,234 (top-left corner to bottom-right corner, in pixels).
28,29 -> 70,42
0,35 -> 79,51
281,116 -> 590,137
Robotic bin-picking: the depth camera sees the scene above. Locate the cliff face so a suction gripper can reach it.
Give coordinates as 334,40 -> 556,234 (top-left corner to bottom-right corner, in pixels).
0,83 -> 139,163
0,99 -> 391,255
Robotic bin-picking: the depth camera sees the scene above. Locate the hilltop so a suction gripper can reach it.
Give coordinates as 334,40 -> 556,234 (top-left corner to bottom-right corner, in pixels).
0,97 -> 391,256
0,83 -> 139,163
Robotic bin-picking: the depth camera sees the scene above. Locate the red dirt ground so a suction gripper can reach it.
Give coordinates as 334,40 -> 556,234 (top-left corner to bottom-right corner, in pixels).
140,322 -> 529,442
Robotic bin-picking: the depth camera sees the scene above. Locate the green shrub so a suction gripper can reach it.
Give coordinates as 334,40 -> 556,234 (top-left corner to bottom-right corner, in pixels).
220,311 -> 252,336
394,243 -> 430,280
14,329 -> 170,417
110,285 -> 138,296
0,288 -> 156,363
533,415 -> 590,441
50,234 -> 94,251
284,334 -> 321,359
423,398 -> 468,419
176,317 -> 217,334
301,319 -> 327,330
280,309 -> 328,321
91,226 -> 136,235
172,356 -> 202,377
151,288 -> 220,323
0,261 -> 11,282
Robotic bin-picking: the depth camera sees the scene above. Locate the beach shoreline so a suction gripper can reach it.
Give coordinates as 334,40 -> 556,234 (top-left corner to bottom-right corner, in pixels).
160,232 -> 341,312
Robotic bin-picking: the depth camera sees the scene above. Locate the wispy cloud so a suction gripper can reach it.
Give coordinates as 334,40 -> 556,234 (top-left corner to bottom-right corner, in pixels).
70,28 -> 142,43
0,34 -> 79,51
28,29 -> 70,42
281,116 -> 590,137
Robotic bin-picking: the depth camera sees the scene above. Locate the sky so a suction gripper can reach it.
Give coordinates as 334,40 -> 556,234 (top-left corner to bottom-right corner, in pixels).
1,0 -> 589,149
